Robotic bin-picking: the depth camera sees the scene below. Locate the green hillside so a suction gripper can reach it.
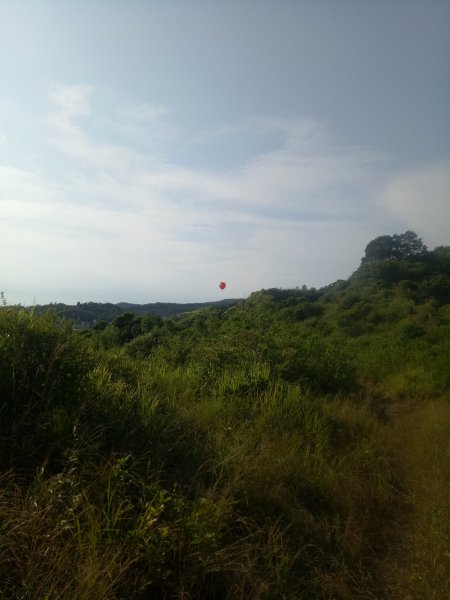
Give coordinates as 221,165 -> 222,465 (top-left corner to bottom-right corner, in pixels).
1,232 -> 449,599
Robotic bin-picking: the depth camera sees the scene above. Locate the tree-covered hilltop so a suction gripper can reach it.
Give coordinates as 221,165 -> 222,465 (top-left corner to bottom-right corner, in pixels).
1,231 -> 449,599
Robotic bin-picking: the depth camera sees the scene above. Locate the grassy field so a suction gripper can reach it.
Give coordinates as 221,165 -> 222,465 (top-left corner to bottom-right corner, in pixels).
378,399 -> 450,599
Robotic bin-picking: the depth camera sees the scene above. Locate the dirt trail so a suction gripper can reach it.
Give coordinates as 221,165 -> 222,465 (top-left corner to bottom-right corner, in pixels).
377,398 -> 450,599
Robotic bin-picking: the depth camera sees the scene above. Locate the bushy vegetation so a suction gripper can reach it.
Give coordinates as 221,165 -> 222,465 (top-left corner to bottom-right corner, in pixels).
1,233 -> 449,598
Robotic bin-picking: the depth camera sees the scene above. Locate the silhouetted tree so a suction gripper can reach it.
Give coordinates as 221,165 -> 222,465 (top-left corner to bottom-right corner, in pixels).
362,231 -> 426,263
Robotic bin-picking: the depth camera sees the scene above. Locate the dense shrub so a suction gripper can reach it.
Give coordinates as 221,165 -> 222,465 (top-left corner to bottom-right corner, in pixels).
276,334 -> 356,393
0,309 -> 93,471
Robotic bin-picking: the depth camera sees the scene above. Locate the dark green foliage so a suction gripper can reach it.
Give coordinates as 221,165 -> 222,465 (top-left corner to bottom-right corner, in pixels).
290,301 -> 324,321
34,301 -> 124,324
276,334 -> 356,393
123,328 -> 165,358
32,298 -> 241,325
95,313 -> 164,347
92,319 -> 108,331
420,274 -> 450,303
0,309 -> 94,471
362,230 -> 426,263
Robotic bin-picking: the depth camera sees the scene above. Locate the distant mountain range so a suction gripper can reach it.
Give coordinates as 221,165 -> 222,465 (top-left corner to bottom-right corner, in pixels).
31,298 -> 242,324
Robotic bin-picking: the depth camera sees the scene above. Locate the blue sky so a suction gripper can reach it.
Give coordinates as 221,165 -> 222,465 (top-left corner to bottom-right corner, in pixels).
1,0 -> 449,304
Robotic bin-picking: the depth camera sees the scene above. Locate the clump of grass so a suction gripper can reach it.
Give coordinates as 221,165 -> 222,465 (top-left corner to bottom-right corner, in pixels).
0,471 -> 133,599
199,383 -> 400,599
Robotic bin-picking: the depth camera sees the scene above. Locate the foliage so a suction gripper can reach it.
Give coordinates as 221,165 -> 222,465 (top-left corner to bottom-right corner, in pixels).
31,298 -> 241,325
361,230 -> 426,263
0,309 -> 93,472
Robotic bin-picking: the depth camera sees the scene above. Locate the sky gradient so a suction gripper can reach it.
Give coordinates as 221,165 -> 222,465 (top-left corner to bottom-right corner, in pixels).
1,1 -> 449,304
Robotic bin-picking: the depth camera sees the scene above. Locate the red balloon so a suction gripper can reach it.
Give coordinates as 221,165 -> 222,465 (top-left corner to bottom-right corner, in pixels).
219,281 -> 226,290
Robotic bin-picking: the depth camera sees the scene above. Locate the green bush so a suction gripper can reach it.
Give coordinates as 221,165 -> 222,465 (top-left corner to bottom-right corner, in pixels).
276,334 -> 356,393
0,309 -> 93,471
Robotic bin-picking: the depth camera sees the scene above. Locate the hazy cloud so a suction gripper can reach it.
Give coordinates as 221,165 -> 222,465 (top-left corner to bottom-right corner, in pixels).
48,83 -> 93,119
120,102 -> 169,122
383,161 -> 450,246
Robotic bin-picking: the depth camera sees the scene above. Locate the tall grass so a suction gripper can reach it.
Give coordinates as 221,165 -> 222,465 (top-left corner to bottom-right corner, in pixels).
1,307 -> 448,598
380,399 -> 450,599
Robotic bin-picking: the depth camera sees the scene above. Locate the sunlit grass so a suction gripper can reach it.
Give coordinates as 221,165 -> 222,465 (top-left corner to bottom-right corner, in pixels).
1,271 -> 449,599
381,399 -> 450,599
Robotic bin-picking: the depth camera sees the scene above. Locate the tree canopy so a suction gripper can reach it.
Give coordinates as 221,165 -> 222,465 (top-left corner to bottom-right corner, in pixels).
362,230 -> 427,263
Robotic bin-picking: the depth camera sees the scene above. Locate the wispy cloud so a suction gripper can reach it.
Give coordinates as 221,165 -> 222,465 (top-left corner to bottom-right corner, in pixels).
1,83 -> 448,304
48,83 -> 93,119
46,83 -> 144,172
133,118 -> 386,220
45,85 -> 386,215
120,102 -> 169,122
